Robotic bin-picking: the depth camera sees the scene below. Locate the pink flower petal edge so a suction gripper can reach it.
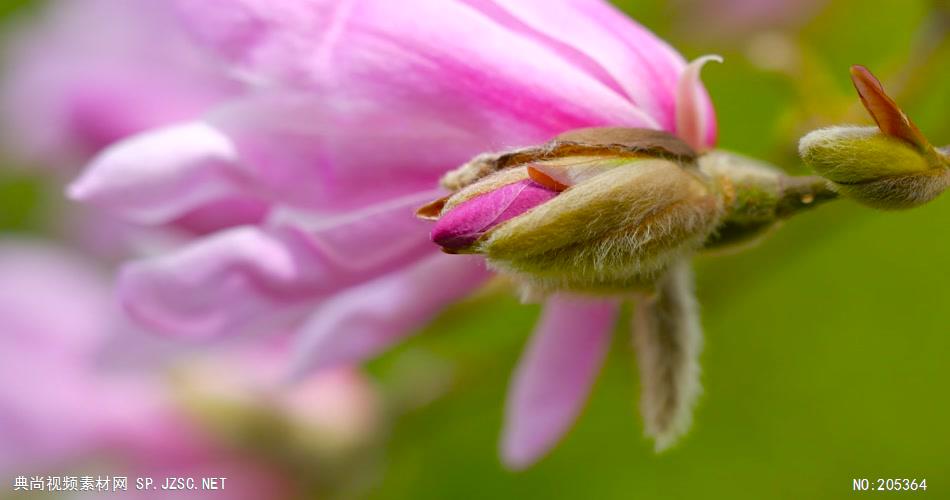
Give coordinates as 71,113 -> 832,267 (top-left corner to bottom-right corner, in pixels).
117,191 -> 438,339
676,55 -> 722,151
68,121 -> 250,225
501,295 -> 619,469
290,254 -> 490,378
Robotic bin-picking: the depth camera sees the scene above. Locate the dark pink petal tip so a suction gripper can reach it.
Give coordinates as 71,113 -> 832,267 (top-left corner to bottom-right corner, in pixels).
430,179 -> 558,250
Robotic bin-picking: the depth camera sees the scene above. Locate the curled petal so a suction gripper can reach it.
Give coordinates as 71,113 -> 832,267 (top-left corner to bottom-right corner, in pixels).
68,122 -> 253,225
118,191 -> 438,338
501,295 -> 618,469
290,255 -> 490,378
675,55 -> 722,151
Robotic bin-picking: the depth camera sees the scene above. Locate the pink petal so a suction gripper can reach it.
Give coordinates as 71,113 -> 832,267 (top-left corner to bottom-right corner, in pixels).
71,93 -> 489,222
675,55 -> 722,151
205,94 -> 486,211
0,241 -> 111,359
290,255 -> 490,378
118,190 -> 439,339
0,240 -> 184,469
469,0 -> 688,130
431,179 -> 558,249
170,196 -> 270,234
74,2 -> 718,223
501,295 -> 618,469
175,0 -> 659,137
0,0 -> 235,166
68,122 -> 255,225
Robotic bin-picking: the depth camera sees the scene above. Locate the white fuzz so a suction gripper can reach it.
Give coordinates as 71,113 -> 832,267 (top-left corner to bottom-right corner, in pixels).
798,125 -> 877,162
483,160 -> 722,293
632,259 -> 703,451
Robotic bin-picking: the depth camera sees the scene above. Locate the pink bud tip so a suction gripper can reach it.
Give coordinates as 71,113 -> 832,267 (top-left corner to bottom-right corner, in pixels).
431,180 -> 559,250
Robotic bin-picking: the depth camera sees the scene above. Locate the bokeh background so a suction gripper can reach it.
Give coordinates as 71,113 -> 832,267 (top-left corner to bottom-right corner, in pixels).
1,0 -> 948,498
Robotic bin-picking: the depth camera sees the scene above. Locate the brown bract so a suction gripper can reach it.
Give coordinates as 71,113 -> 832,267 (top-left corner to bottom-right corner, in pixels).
850,65 -> 930,151
437,127 -> 698,193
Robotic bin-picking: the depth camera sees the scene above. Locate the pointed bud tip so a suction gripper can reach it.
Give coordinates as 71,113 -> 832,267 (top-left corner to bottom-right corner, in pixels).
849,65 -> 929,150
415,196 -> 448,220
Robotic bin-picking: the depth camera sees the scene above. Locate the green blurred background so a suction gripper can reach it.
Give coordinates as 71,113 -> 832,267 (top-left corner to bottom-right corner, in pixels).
2,1 -> 948,498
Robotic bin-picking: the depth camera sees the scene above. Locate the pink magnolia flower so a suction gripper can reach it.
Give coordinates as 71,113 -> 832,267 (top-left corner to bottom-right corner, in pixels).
0,240 -> 381,498
66,0 -> 717,468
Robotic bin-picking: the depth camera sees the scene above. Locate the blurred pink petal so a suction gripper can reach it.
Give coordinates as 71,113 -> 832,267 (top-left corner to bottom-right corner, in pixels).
205,95 -> 491,210
0,0 -> 236,166
0,241 -> 185,470
172,196 -> 271,234
291,254 -> 490,376
72,94 -> 489,222
280,367 -> 383,451
0,241 -> 381,496
69,122 -> 253,224
178,354 -> 383,456
0,242 -> 111,355
501,296 -> 618,469
119,190 -> 439,338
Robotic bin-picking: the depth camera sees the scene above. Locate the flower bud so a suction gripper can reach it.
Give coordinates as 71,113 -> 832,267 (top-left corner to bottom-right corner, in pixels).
799,66 -> 950,209
418,128 -> 724,294
430,179 -> 559,251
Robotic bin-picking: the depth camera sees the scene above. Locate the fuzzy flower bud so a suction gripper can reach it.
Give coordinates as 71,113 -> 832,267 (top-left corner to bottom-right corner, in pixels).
800,66 -> 950,209
418,128 -> 724,294
430,179 -> 560,250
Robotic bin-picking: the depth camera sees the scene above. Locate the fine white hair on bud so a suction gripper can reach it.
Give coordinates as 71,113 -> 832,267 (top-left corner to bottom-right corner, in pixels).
632,259 -> 703,452
799,125 -> 949,209
699,150 -> 838,248
799,66 -> 950,209
440,149 -> 534,192
798,126 -> 929,182
483,159 -> 722,293
420,128 -> 723,294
